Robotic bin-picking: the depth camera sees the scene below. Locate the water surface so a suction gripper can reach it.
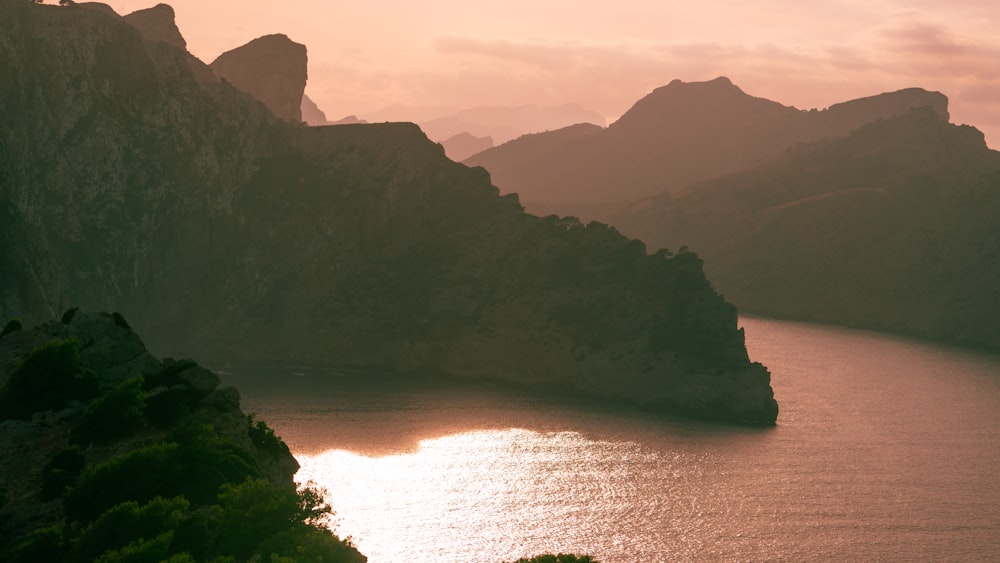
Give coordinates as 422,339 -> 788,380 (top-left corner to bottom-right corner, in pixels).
224,318 -> 1000,562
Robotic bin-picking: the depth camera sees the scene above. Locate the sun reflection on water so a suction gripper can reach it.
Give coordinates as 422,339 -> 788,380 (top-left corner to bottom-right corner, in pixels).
295,428 -> 700,563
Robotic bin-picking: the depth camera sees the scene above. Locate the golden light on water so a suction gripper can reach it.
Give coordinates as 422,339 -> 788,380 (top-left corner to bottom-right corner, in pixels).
295,428 -> 703,563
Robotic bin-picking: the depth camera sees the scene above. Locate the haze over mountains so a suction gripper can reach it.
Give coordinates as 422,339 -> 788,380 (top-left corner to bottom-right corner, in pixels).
0,1 -> 777,424
465,77 -> 950,211
465,78 -> 1000,353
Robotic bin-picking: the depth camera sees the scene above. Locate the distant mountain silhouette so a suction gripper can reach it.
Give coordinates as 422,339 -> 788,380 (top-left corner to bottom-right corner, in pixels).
0,2 -> 777,423
329,114 -> 367,125
609,108 -> 1000,352
468,77 -> 949,211
440,132 -> 494,161
301,93 -> 329,125
372,103 -> 606,145
210,34 -> 308,122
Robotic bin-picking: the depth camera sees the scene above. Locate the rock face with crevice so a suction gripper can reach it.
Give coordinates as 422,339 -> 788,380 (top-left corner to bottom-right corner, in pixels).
210,33 -> 308,122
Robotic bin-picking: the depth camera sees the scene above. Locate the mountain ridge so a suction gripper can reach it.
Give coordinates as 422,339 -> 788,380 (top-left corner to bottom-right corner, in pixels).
0,0 -> 777,424
465,77 -> 951,207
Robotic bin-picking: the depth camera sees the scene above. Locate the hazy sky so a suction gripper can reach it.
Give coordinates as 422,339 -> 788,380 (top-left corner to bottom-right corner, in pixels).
101,1 -> 1000,147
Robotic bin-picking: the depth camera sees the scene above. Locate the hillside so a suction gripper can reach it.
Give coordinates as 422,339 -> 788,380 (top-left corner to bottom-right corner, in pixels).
0,312 -> 365,561
610,108 -> 1000,352
0,1 -> 776,423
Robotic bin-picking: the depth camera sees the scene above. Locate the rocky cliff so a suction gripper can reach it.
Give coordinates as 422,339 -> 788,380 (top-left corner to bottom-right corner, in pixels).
0,1 -> 776,424
122,3 -> 185,49
0,312 -> 365,561
210,33 -> 308,122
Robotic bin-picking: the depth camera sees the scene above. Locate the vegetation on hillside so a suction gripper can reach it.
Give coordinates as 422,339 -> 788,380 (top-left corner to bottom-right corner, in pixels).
0,316 -> 363,562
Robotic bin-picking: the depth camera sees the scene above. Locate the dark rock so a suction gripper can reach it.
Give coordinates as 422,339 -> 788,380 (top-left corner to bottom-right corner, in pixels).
123,3 -> 186,49
210,33 -> 308,122
176,365 -> 220,396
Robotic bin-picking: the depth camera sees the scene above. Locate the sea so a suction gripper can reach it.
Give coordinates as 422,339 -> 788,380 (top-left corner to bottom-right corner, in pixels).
220,317 -> 1000,562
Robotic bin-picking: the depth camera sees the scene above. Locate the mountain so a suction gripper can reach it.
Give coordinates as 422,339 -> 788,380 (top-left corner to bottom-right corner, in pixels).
300,93 -> 329,125
0,312 -> 365,561
609,108 -> 1000,352
0,1 -> 777,423
466,77 -> 949,213
366,103 -> 607,145
122,3 -> 185,50
210,33 -> 308,123
439,131 -> 494,161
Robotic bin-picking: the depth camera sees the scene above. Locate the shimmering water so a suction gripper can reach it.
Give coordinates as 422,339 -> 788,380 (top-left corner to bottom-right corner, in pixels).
223,318 -> 1000,562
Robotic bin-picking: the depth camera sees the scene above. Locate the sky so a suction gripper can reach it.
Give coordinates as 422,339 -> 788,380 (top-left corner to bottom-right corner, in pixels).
99,0 -> 1000,147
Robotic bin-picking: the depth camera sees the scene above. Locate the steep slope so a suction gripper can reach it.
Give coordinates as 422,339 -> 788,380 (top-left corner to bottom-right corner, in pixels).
210,33 -> 308,122
611,108 -> 1000,352
0,1 -> 777,423
122,3 -> 185,49
467,77 -> 948,213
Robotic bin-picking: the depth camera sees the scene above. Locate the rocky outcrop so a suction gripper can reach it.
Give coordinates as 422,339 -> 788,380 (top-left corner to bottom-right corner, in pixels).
0,1 -> 777,424
0,312 -> 364,561
210,33 -> 308,122
466,77 -> 951,211
123,3 -> 186,49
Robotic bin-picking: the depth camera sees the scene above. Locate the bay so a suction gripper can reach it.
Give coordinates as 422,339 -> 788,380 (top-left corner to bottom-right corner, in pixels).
222,317 -> 1000,562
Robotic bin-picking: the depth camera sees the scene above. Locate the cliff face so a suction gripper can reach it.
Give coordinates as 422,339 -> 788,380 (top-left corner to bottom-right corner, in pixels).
466,77 -> 951,211
610,109 -> 1000,352
122,3 -> 186,49
0,1 -> 776,424
210,33 -> 308,122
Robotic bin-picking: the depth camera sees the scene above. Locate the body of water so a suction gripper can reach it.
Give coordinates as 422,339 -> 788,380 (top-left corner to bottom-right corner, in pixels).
222,318 -> 1000,562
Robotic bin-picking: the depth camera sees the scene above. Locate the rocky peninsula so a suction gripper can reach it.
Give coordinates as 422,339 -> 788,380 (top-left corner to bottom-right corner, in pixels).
0,1 -> 777,424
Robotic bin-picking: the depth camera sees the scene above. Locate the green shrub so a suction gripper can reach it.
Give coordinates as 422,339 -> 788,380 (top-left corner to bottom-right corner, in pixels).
71,377 -> 146,445
248,414 -> 289,458
93,530 -> 175,563
42,448 -> 85,500
66,425 -> 259,523
215,479 -> 355,562
142,358 -> 197,390
0,525 -> 68,563
71,496 -> 189,562
144,387 -> 202,428
0,338 -> 98,420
